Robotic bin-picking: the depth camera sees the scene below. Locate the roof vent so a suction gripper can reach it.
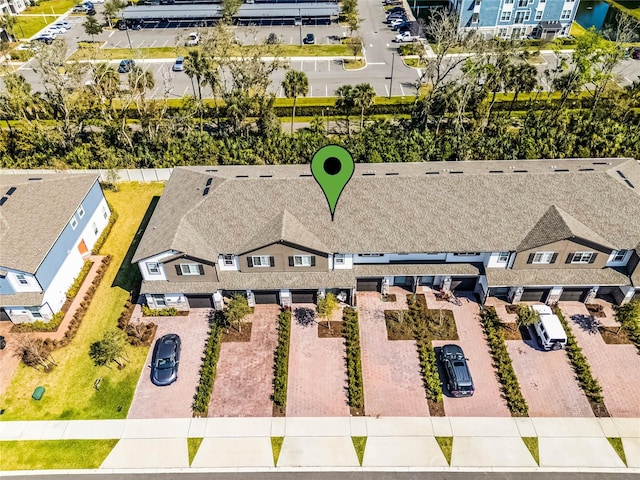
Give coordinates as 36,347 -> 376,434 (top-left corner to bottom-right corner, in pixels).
617,170 -> 628,179
513,170 -> 528,173
259,174 -> 273,178
362,172 -> 376,176
203,187 -> 210,196
624,179 -> 635,189
425,171 -> 439,175
554,169 -> 570,172
205,169 -> 218,172
449,171 -> 463,174
28,177 -> 42,181
205,177 -> 213,186
489,170 -> 503,173
235,175 -> 249,178
0,197 -> 7,206
299,173 -> 312,177
592,161 -> 608,165
6,187 -> 16,195
385,172 -> 399,176
579,168 -> 595,172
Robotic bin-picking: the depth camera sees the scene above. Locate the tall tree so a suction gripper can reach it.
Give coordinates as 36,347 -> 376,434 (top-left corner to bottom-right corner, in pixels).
83,16 -> 103,43
352,82 -> 375,129
221,0 -> 242,22
103,0 -> 126,28
335,84 -> 355,134
0,14 -> 17,41
183,49 -> 209,131
282,69 -> 309,133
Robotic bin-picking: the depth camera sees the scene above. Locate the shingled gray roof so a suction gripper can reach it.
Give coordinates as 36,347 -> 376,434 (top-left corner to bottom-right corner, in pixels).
0,173 -> 100,273
486,267 -> 631,287
132,159 -> 640,264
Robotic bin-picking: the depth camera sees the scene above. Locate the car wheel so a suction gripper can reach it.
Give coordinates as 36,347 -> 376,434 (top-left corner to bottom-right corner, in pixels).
536,336 -> 542,348
551,342 -> 562,351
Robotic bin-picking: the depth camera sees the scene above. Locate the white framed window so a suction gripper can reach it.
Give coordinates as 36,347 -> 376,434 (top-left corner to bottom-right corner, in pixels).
70,216 -> 78,230
571,252 -> 594,264
180,263 -> 202,275
524,10 -> 530,20
540,0 -> 545,3
251,255 -> 272,267
223,254 -> 234,266
454,252 -> 480,256
535,9 -> 542,20
334,254 -> 345,265
514,10 -> 526,22
498,27 -> 508,37
16,274 -> 28,285
147,263 -> 160,275
612,250 -> 627,262
293,255 -> 312,267
471,12 -> 479,23
26,306 -> 42,318
151,294 -> 166,307
533,252 -> 554,264
92,222 -> 98,235
498,252 -> 510,263
561,8 -> 571,19
102,205 -> 108,219
517,0 -> 527,7
77,205 -> 85,219
500,11 -> 511,21
504,0 -> 514,4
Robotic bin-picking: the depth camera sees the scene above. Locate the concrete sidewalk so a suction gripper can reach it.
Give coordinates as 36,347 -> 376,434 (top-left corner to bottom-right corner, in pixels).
1,416 -> 639,472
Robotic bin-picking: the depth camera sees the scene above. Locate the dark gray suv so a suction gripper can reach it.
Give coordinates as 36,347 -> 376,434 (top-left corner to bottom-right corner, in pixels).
440,344 -> 474,397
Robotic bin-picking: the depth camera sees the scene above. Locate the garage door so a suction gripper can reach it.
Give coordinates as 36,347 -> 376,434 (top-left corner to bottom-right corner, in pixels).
186,294 -> 214,308
0,309 -> 10,322
520,289 -> 550,302
253,291 -> 280,304
450,277 -> 477,291
357,278 -> 382,292
559,288 -> 589,302
291,290 -> 316,304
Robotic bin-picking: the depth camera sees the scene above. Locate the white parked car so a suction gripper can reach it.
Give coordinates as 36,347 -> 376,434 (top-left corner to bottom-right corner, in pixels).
45,26 -> 66,34
53,21 -> 71,30
393,31 -> 417,42
185,32 -> 199,46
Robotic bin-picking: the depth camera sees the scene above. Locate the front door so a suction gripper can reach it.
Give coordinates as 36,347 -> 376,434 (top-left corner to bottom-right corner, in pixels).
78,239 -> 89,256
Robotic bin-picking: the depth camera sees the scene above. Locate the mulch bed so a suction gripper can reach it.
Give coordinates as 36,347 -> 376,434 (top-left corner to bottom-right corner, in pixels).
317,321 -> 343,338
505,305 -> 519,314
500,323 -> 532,341
384,312 -> 414,340
589,399 -> 610,418
350,406 -> 365,416
221,323 -> 252,342
428,399 -> 445,416
272,403 -> 286,417
586,304 -> 606,318
598,326 -> 633,345
385,307 -> 459,341
381,294 -> 397,302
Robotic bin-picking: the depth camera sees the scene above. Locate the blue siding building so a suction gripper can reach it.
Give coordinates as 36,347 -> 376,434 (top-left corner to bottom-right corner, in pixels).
455,0 -> 579,39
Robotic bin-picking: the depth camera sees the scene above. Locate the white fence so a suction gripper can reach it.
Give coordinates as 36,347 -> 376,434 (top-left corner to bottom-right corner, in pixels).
0,168 -> 174,182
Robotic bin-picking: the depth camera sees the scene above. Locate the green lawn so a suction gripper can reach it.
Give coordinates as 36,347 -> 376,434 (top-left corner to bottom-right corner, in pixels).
14,15 -> 56,39
570,21 -> 588,38
69,44 -> 354,61
1,440 -> 118,470
0,182 -> 164,420
187,438 -> 203,465
22,0 -> 77,15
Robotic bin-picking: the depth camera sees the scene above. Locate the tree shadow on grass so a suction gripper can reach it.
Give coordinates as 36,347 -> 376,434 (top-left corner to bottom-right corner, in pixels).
111,196 -> 161,296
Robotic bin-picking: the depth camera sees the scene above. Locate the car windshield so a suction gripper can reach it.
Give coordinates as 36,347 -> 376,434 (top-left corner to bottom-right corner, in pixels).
452,360 -> 465,367
157,357 -> 174,369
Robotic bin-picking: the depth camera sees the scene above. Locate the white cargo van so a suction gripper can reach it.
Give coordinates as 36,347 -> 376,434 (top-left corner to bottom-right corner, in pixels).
531,304 -> 567,351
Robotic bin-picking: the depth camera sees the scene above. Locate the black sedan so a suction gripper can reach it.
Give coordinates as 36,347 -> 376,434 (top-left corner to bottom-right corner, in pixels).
150,333 -> 181,386
118,59 -> 135,73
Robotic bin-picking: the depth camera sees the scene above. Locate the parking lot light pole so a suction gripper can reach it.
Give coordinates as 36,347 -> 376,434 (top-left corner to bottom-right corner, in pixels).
122,16 -> 133,50
388,52 -> 395,99
299,9 -> 302,46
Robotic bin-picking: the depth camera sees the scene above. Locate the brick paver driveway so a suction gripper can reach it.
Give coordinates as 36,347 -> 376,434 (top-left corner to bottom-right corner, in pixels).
428,290 -> 510,417
286,304 -> 349,417
357,290 -> 429,417
209,305 -> 279,417
559,302 -> 640,417
127,308 -> 210,419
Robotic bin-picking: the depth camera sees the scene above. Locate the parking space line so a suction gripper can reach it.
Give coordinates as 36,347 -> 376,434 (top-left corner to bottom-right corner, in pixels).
325,84 -> 328,96
299,60 -> 304,71
137,41 -> 145,48
183,87 -> 189,96
108,31 -> 115,37
309,86 -> 313,97
163,39 -> 169,46
400,84 -> 405,96
113,41 -> 121,47
314,60 -> 317,72
327,60 -> 330,72
385,84 -> 389,97
150,40 -> 157,47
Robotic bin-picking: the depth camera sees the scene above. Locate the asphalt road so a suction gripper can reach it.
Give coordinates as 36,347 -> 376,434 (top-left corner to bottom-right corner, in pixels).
5,472 -> 640,480
8,0 -> 640,98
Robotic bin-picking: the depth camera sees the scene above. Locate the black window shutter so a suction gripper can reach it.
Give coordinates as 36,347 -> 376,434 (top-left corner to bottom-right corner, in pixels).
311,256 -> 316,266
198,264 -> 205,275
527,253 -> 534,264
175,265 -> 182,275
566,253 -> 574,264
589,253 -> 598,264
289,256 -> 294,267
247,257 -> 253,267
550,253 -> 558,264
269,256 -> 275,267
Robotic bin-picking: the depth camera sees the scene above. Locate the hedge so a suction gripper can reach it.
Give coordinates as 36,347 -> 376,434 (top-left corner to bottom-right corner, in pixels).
66,260 -> 94,300
343,307 -> 364,411
614,301 -> 640,354
192,312 -> 224,416
91,210 -> 119,255
141,306 -> 179,317
479,308 -> 529,416
273,309 -> 291,409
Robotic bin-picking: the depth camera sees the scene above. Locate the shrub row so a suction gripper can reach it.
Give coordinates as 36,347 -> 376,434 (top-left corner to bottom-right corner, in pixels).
554,308 -> 605,405
11,311 -> 65,333
141,305 -> 179,317
273,309 -> 291,409
116,299 -> 157,346
406,297 -> 443,404
66,260 -> 94,300
479,308 -> 529,416
343,307 -> 364,411
614,301 -> 640,353
192,312 -> 224,416
91,211 -> 119,255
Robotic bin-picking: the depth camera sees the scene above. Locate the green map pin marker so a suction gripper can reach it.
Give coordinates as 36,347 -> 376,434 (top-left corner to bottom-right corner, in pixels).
311,145 -> 355,221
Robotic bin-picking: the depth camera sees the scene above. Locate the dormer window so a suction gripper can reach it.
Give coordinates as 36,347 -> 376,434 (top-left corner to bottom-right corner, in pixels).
223,254 -> 234,266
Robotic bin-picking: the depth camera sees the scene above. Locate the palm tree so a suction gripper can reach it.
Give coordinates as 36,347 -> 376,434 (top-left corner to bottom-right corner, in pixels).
0,14 -> 17,42
505,62 -> 538,113
184,49 -> 209,131
282,70 -> 308,133
352,83 -> 375,129
335,84 -> 355,134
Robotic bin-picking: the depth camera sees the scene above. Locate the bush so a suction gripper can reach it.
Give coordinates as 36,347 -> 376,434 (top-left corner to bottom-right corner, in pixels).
614,301 -> 640,353
554,308 -> 604,405
66,260 -> 94,299
11,311 -> 65,333
273,309 -> 291,408
343,307 -> 364,410
479,308 -> 529,416
192,312 -> 224,416
141,305 -> 179,316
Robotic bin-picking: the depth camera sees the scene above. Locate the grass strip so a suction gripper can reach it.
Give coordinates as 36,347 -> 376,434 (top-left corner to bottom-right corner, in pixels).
522,437 -> 539,465
272,309 -> 291,416
187,437 -> 203,466
435,436 -> 453,465
479,308 -> 529,416
351,436 -> 367,466
343,306 -> 365,415
271,437 -> 284,466
0,439 -> 117,470
607,437 -> 627,466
